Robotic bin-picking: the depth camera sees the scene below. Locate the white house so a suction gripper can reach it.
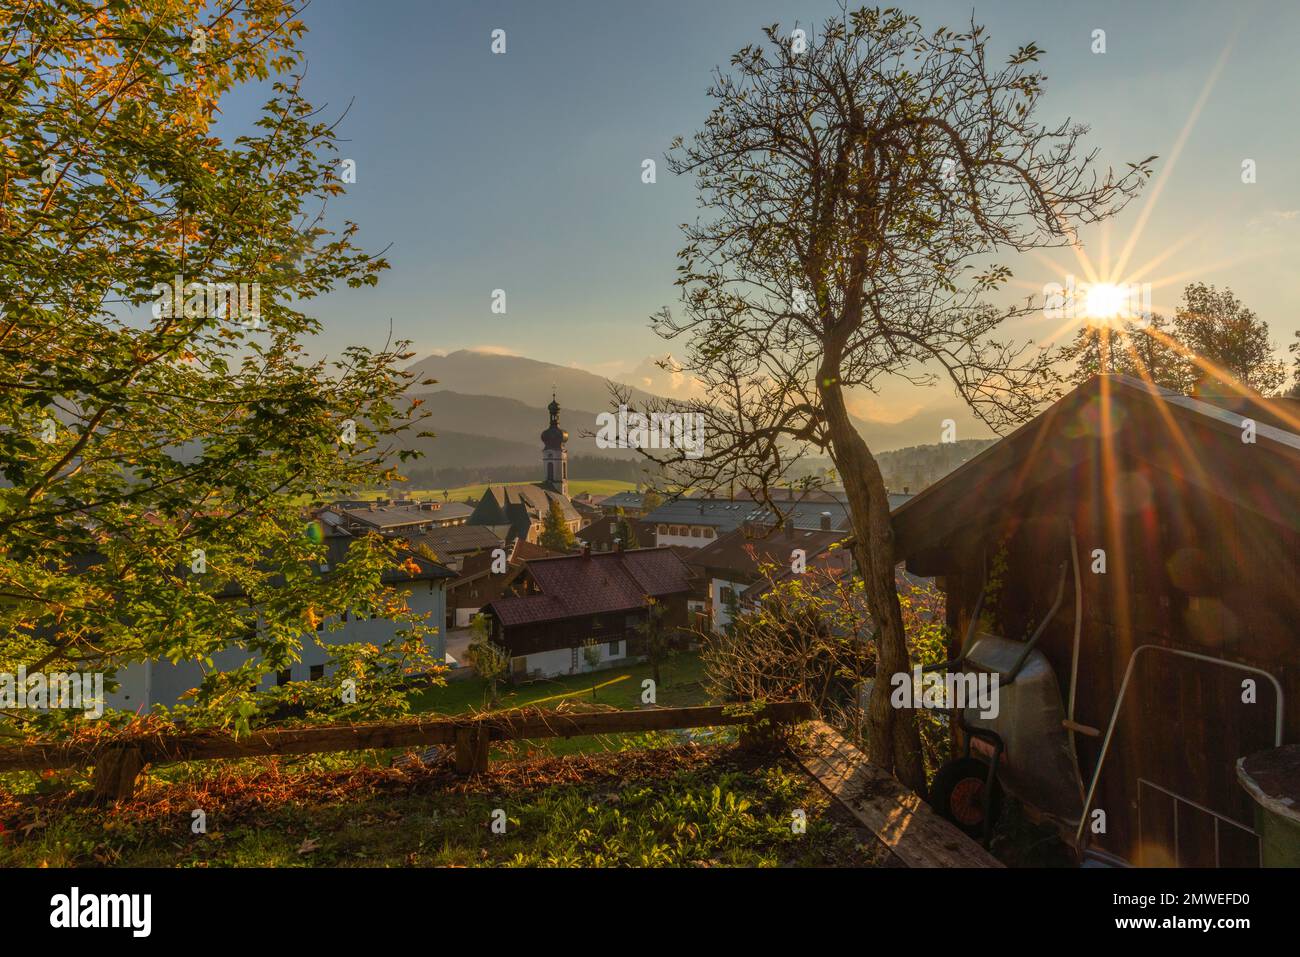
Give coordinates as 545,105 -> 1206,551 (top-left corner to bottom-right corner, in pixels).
105,525 -> 453,712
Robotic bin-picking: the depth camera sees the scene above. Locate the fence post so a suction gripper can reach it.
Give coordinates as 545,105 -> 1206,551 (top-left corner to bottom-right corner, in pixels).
92,746 -> 145,804
454,726 -> 489,776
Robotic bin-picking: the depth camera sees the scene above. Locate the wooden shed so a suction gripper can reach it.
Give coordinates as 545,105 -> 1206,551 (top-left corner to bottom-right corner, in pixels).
892,375 -> 1300,866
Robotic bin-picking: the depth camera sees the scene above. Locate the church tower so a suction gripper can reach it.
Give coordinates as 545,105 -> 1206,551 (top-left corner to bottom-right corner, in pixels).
540,391 -> 568,496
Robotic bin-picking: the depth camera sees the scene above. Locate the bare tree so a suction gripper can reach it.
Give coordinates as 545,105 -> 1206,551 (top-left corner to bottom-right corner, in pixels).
623,7 -> 1153,791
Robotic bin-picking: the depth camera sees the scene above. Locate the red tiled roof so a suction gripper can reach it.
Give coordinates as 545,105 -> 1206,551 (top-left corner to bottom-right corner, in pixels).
485,548 -> 692,627
489,593 -> 566,628
690,523 -> 847,579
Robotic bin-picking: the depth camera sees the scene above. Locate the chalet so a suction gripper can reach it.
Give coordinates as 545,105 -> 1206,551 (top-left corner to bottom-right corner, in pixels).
576,514 -> 656,552
689,521 -> 850,632
481,546 -> 693,679
891,375 -> 1300,867
445,539 -> 563,629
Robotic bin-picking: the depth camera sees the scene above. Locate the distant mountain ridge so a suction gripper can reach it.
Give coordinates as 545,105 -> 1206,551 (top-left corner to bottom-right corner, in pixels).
400,349 -> 996,474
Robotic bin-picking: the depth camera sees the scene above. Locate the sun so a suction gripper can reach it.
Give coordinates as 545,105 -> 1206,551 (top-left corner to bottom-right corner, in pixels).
1083,283 -> 1132,326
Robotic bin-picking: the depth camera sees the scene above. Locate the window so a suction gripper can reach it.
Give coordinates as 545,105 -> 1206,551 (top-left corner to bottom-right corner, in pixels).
658,524 -> 668,534
691,526 -> 701,537
570,647 -> 579,672
276,668 -> 292,686
704,528 -> 715,538
608,640 -> 619,656
309,665 -> 325,681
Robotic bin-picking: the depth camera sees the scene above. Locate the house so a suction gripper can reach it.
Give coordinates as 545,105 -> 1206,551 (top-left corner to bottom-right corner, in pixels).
599,490 -> 648,516
688,521 -> 850,632
890,374 -> 1300,867
576,514 -> 656,552
445,539 -> 564,629
398,523 -> 505,572
481,546 -> 694,679
106,523 -> 456,712
643,488 -> 910,548
326,499 -> 472,534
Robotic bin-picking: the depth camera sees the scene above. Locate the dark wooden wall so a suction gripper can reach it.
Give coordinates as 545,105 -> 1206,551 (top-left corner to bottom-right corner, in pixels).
941,458 -> 1298,865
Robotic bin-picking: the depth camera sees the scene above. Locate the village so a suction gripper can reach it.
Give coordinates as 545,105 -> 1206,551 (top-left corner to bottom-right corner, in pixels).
1,0 -> 1297,940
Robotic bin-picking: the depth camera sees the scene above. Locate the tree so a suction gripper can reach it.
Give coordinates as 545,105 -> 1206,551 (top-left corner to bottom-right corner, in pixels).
639,488 -> 662,512
539,499 -> 576,551
1288,332 -> 1300,399
1173,283 -> 1286,397
1061,314 -> 1188,390
581,638 -> 603,698
634,595 -> 673,687
0,1 -> 431,735
627,8 -> 1152,791
614,509 -> 637,550
465,614 -> 509,708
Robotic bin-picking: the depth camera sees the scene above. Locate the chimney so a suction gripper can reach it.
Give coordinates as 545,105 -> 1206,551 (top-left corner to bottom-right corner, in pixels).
903,486 -> 910,495
820,512 -> 832,531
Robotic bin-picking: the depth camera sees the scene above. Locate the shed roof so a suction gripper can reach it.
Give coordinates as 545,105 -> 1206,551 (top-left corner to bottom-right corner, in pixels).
891,375 -> 1300,564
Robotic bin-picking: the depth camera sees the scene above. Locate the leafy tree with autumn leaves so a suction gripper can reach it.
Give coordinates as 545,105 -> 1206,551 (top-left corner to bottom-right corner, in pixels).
0,1 -> 434,736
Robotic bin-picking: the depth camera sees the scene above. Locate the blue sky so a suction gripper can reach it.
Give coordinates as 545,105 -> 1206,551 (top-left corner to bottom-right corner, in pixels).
221,0 -> 1300,422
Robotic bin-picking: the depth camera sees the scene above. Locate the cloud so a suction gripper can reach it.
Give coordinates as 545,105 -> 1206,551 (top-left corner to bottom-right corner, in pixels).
465,344 -> 522,356
609,354 -> 709,400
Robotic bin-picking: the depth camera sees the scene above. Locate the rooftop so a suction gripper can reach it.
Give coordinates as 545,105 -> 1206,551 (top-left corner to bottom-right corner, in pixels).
486,548 -> 693,627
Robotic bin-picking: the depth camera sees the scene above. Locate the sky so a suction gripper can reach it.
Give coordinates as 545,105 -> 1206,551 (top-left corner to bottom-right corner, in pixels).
218,0 -> 1300,432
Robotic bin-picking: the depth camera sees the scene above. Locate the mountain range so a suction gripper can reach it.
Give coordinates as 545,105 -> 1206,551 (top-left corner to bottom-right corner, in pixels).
398,349 -> 995,474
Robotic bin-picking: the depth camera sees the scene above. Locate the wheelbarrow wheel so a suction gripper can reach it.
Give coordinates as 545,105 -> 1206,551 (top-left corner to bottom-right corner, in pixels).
932,756 -> 1003,839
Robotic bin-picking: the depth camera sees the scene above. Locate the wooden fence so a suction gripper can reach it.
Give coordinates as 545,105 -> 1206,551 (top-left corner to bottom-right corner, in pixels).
0,701 -> 814,803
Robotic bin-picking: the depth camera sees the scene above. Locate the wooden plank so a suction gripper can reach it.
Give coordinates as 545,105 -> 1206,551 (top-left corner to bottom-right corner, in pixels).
790,721 -> 1003,868
0,701 -> 815,772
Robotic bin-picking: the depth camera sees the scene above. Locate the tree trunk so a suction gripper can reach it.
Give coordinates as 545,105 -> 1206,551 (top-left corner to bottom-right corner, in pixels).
819,370 -> 927,797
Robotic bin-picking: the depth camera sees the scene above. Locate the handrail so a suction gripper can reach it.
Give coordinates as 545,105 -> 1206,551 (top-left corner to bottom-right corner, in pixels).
1074,645 -> 1285,848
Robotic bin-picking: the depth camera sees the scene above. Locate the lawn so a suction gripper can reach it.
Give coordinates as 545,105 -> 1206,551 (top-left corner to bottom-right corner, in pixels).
413,653 -> 708,714
0,744 -> 894,868
348,479 -> 638,504
409,653 -> 712,756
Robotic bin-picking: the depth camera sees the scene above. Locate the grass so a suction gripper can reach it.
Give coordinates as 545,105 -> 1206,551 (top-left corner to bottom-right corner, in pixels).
413,653 -> 708,714
409,653 -> 711,757
349,479 -> 637,504
0,743 -> 894,868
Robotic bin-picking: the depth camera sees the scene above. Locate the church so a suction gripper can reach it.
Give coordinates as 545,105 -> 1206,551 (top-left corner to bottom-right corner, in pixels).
466,393 -> 581,544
